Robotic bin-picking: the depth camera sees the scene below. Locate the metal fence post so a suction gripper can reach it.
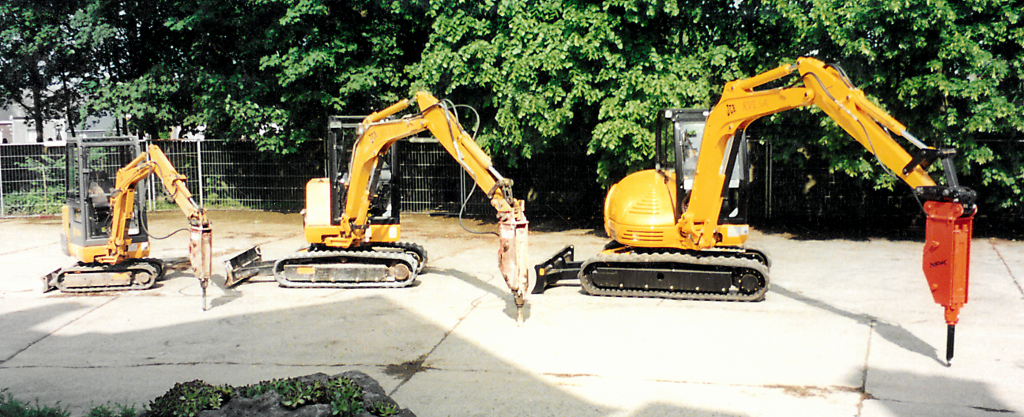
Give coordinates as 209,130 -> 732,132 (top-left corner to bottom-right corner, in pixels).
0,144 -> 5,216
766,141 -> 773,221
196,140 -> 204,206
460,167 -> 467,212
145,140 -> 155,212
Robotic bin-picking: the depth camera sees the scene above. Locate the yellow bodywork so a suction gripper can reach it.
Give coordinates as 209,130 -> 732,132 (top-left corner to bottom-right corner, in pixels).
604,169 -> 747,251
62,206 -> 151,262
91,144 -> 210,265
303,178 -> 401,246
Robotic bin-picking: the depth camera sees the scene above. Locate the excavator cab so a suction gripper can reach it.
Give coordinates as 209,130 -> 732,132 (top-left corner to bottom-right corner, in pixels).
326,116 -> 401,228
61,137 -> 151,262
655,109 -> 749,227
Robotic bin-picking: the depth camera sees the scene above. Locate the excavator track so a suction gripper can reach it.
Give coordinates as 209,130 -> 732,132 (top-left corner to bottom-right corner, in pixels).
361,242 -> 428,273
579,250 -> 770,301
273,246 -> 421,289
45,259 -> 165,293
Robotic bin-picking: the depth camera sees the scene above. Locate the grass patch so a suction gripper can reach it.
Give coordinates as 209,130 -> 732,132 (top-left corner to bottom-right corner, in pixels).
1,389 -> 136,417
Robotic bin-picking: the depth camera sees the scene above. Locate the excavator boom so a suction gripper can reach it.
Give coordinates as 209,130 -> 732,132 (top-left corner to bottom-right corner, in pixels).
240,92 -> 529,324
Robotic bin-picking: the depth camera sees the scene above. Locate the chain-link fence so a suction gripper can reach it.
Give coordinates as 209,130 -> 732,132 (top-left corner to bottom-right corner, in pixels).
0,143 -> 67,216
146,139 -> 324,213
0,138 -> 924,227
0,139 -> 541,218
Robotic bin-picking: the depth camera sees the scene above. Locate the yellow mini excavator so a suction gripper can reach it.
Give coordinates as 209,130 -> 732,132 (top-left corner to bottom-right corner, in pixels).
534,57 -> 975,362
226,92 -> 530,323
44,136 -> 213,308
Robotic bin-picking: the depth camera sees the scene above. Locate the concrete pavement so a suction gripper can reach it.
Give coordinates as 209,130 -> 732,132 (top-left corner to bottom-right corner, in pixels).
1,210 -> 1021,416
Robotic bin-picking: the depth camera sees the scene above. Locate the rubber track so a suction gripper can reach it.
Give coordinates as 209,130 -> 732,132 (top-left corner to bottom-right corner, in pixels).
367,242 -> 428,273
273,248 -> 419,289
579,251 -> 770,302
56,259 -> 164,293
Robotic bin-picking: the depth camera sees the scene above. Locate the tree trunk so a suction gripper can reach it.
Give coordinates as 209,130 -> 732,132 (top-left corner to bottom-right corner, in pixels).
32,85 -> 45,143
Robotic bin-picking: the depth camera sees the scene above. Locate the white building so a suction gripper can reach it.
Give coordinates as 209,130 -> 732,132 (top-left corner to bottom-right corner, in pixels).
0,106 -> 117,145
0,106 -> 68,146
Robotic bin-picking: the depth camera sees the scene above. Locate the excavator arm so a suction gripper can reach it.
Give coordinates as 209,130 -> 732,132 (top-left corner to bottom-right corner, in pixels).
689,57 -> 976,363
326,92 -> 529,323
101,144 -> 213,308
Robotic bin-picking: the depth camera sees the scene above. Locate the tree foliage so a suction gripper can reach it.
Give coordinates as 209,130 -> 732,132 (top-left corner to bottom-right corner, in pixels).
0,0 -> 100,140
1,0 -> 1022,218
752,0 -> 1023,213
78,0 -> 427,152
413,0 -> 762,182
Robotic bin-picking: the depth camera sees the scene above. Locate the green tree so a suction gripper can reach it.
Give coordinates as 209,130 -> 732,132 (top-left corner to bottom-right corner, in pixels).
415,0 -> 1023,218
77,0 -> 193,139
754,0 -> 1024,216
90,0 -> 428,152
0,0 -> 99,140
412,0 -> 794,184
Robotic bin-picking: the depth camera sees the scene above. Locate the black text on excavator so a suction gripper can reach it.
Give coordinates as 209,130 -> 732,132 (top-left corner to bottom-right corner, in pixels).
534,57 -> 975,363
43,136 -> 213,309
227,92 -> 530,324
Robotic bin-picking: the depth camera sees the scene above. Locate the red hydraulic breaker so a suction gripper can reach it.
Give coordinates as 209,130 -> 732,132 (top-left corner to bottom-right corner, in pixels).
922,200 -> 974,365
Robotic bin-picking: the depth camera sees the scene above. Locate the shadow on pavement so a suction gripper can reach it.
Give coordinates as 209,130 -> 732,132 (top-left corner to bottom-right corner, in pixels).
2,287 -> 1016,415
0,296 -> 710,416
772,284 -> 943,365
428,267 -> 528,323
864,368 -> 1017,415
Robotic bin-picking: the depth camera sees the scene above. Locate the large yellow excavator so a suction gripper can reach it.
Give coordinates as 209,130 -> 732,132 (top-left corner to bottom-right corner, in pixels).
535,57 -> 975,362
43,136 -> 213,308
227,92 -> 530,323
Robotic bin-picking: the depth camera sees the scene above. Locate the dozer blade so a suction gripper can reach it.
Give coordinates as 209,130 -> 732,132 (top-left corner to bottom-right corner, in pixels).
224,245 -> 269,287
532,245 -> 583,294
42,268 -> 62,292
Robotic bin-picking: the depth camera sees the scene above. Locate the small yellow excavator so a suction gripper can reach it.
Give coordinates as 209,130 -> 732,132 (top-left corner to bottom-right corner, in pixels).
535,57 -> 975,363
44,136 -> 213,309
227,92 -> 530,323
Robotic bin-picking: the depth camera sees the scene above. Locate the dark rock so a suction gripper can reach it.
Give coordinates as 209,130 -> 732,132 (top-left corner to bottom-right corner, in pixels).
394,409 -> 417,417
293,372 -> 333,385
182,371 -> 415,417
337,370 -> 400,412
196,390 -> 334,417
